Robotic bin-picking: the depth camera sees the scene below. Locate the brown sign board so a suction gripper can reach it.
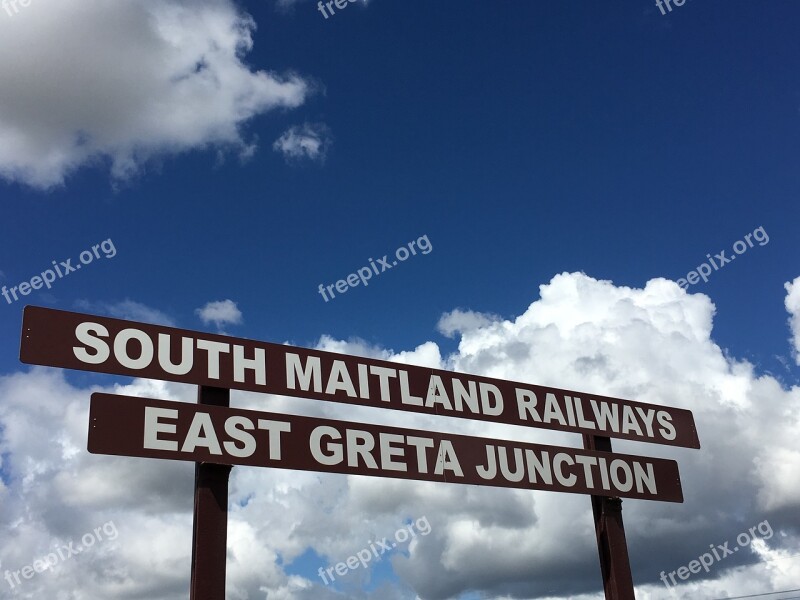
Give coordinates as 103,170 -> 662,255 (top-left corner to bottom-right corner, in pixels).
21,306 -> 699,448
88,393 -> 685,502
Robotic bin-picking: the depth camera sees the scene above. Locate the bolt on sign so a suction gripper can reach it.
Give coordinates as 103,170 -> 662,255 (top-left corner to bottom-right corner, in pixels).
20,306 -> 700,448
19,305 -> 700,600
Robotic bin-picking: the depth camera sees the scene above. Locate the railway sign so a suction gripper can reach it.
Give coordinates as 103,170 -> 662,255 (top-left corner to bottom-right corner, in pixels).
21,306 -> 700,448
19,304 -> 701,600
88,393 -> 685,502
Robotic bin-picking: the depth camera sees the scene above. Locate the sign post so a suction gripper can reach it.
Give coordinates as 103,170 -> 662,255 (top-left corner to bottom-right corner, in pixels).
584,434 -> 635,600
189,386 -> 231,600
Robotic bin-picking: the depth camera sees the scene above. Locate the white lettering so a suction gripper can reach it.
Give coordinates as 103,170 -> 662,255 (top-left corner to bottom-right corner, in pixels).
286,353 -> 322,392
476,444 -> 497,479
452,379 -> 479,413
479,382 -> 503,416
425,375 -> 453,410
589,399 -> 619,433
346,430 -> 378,469
516,388 -> 541,422
553,453 -> 577,486
223,416 -> 256,457
434,440 -> 463,476
233,345 -> 266,386
257,419 -> 291,459
610,459 -> 633,492
656,411 -> 676,440
574,455 -> 598,488
325,360 -> 357,397
379,433 -> 407,471
369,365 -> 396,402
196,340 -> 230,380
158,334 -> 193,375
498,446 -> 525,482
114,328 -> 153,370
406,436 -> 434,473
621,405 -> 644,436
310,426 -> 342,465
633,462 -> 657,494
635,406 -> 656,437
525,450 -> 552,485
181,413 -> 222,455
399,370 -> 423,406
143,407 -> 178,451
73,322 -> 110,364
357,363 -> 370,399
574,396 -> 596,429
542,393 -> 567,426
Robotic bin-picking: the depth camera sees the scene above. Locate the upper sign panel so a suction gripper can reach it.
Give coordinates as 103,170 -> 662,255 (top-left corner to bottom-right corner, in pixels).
20,306 -> 700,448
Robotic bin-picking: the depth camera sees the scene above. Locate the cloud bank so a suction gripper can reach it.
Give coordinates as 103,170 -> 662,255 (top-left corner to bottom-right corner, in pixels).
1,272 -> 799,599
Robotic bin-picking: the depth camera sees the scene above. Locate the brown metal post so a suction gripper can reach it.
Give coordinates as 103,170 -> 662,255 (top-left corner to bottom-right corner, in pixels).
190,386 -> 232,600
583,434 -> 636,600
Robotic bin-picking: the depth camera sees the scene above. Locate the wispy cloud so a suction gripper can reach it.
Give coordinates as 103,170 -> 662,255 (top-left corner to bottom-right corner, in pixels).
273,123 -> 332,163
74,299 -> 175,326
195,299 -> 243,330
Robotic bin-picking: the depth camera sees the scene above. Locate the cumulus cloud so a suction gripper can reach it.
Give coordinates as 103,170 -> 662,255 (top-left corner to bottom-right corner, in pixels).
195,299 -> 242,329
0,0 -> 312,189
2,273 -> 800,599
273,122 -> 332,162
785,276 -> 800,365
437,308 -> 502,339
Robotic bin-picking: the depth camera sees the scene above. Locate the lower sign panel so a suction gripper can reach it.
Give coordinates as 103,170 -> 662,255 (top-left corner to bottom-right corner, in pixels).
87,393 -> 684,502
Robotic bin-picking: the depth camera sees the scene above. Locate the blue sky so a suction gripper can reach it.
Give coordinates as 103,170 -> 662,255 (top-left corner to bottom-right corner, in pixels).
1,2 -> 800,599
2,1 -> 798,372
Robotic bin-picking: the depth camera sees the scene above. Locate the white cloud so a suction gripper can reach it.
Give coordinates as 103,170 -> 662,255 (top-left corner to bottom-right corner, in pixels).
74,299 -> 175,326
273,122 -> 332,162
437,308 -> 502,339
2,273 -> 800,599
0,0 -> 312,190
195,299 -> 242,328
784,276 -> 800,365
